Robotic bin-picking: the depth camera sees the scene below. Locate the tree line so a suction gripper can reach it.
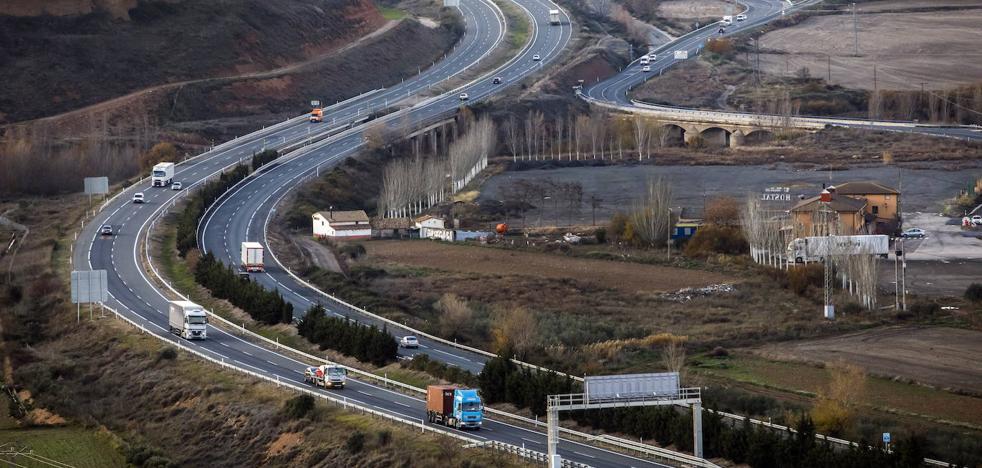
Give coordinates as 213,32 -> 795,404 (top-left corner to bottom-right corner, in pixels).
297,304 -> 397,366
194,252 -> 293,325
251,149 -> 279,171
477,351 -> 577,416
175,164 -> 250,256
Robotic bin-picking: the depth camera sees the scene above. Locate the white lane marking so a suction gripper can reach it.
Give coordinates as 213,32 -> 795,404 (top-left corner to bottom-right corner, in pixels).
573,451 -> 596,459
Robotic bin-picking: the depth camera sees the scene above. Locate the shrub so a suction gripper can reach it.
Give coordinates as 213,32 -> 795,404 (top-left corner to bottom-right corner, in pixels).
787,264 -> 824,296
709,346 -> 729,357
194,253 -> 293,324
840,302 -> 863,315
403,354 -> 478,386
965,283 -> 982,302
250,149 -> 280,171
338,243 -> 366,259
594,227 -> 607,244
175,164 -> 251,256
346,431 -> 366,453
157,347 -> 177,361
684,225 -> 748,257
908,301 -> 940,317
376,430 -> 392,446
282,395 -> 315,419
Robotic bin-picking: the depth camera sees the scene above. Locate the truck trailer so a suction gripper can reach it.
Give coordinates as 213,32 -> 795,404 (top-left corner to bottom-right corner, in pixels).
168,300 -> 208,340
426,385 -> 483,430
152,162 -> 175,187
549,9 -> 560,25
240,242 -> 265,272
788,235 -> 889,263
304,364 -> 347,389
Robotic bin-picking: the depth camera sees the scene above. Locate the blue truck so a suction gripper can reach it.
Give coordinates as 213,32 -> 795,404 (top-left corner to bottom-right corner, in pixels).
427,385 -> 483,430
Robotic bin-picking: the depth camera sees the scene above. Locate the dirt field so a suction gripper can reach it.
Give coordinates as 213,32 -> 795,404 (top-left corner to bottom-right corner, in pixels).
656,0 -> 739,20
754,326 -> 982,394
364,240 -> 734,293
758,2 -> 982,90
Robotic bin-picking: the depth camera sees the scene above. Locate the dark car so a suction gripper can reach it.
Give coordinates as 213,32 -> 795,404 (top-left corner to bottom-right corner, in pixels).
492,77 -> 502,84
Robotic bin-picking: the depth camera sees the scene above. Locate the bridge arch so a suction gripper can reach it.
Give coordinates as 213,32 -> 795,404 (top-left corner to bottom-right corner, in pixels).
699,127 -> 731,147
660,124 -> 686,147
744,129 -> 775,145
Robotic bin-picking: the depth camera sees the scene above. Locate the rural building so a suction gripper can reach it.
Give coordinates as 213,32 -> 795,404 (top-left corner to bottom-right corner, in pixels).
416,215 -> 454,241
672,219 -> 703,241
790,190 -> 868,237
831,181 -> 901,234
372,217 -> 415,239
312,210 -> 371,240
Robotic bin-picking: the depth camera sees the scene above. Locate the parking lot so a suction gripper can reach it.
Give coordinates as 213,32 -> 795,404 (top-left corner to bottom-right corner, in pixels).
902,212 -> 982,261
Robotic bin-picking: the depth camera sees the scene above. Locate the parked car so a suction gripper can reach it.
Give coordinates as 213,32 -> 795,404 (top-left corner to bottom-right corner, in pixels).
132,192 -> 145,204
492,76 -> 502,84
458,93 -> 469,101
171,181 -> 182,190
532,54 -> 541,61
400,335 -> 419,348
900,228 -> 926,238
641,65 -> 651,72
972,215 -> 982,226
100,225 -> 113,236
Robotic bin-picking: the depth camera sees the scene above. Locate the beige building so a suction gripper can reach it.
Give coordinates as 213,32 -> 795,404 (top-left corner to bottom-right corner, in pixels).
790,193 -> 867,237
831,181 -> 901,234
312,210 -> 371,240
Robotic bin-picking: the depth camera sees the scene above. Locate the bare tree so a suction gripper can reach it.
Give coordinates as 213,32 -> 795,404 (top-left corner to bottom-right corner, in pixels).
503,114 -> 521,162
437,293 -> 473,339
629,178 -> 674,247
662,336 -> 687,382
632,115 -> 650,161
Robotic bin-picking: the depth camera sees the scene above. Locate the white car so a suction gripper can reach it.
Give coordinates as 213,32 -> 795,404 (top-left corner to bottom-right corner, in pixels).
458,93 -> 469,101
736,14 -> 747,21
132,192 -> 145,204
532,54 -> 541,61
900,228 -> 926,239
400,335 -> 419,348
648,53 -> 657,60
171,181 -> 182,190
641,65 -> 651,72
972,215 -> 982,226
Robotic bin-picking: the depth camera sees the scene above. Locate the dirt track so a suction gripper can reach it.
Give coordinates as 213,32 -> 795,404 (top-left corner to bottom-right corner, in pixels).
758,2 -> 982,90
364,240 -> 734,293
755,326 -> 982,394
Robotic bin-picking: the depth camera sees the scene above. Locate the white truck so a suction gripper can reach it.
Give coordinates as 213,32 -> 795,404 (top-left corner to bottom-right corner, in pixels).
722,15 -> 733,25
152,162 -> 175,187
304,364 -> 347,389
549,9 -> 560,25
168,300 -> 208,340
788,235 -> 890,263
240,242 -> 265,272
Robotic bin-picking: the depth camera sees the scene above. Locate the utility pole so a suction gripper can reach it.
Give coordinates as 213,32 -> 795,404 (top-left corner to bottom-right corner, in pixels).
852,3 -> 859,56
901,238 -> 907,311
827,54 -> 832,82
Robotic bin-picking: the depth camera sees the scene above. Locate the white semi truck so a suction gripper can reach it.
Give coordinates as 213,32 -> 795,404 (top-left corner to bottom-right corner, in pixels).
549,9 -> 560,25
152,162 -> 175,187
240,242 -> 265,272
788,235 -> 889,263
168,300 -> 208,340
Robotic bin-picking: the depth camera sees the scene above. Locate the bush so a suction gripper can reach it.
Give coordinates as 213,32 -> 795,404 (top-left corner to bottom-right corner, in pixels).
684,226 -> 748,257
175,164 -> 250,256
376,430 -> 392,446
787,264 -> 824,296
251,149 -> 279,171
403,354 -> 478,387
157,347 -> 177,361
594,227 -> 607,244
709,346 -> 729,357
346,431 -> 366,453
908,301 -> 940,317
282,395 -> 315,419
840,302 -> 863,315
297,305 -> 398,366
478,351 -> 577,416
965,283 -> 982,302
338,243 -> 366,259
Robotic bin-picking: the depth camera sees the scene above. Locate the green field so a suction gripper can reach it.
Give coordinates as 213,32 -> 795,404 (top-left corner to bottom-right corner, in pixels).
0,412 -> 125,468
378,5 -> 407,20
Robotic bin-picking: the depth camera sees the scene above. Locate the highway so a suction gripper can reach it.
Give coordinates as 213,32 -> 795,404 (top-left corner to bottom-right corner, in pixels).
69,0 -> 687,466
584,0 -> 982,141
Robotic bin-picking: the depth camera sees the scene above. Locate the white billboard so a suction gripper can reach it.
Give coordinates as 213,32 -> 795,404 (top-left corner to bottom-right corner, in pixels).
674,50 -> 689,60
83,177 -> 109,195
71,270 -> 108,304
585,372 -> 679,402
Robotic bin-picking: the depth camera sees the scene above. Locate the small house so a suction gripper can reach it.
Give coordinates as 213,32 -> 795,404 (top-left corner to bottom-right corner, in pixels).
416,215 -> 454,241
312,210 -> 371,240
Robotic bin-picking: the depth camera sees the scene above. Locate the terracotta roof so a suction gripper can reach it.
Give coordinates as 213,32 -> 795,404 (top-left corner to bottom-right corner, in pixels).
792,195 -> 866,213
314,210 -> 369,223
833,181 -> 899,195
372,217 -> 413,229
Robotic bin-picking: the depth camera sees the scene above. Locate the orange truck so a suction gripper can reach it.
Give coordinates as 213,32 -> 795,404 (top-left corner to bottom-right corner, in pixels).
309,108 -> 323,123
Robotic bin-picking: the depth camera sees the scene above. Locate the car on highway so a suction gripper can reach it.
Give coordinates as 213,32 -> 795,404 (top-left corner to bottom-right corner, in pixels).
100,225 -> 113,236
972,215 -> 982,226
400,335 -> 419,348
641,65 -> 651,72
532,54 -> 541,61
900,228 -> 926,239
492,76 -> 502,84
171,181 -> 182,190
736,14 -> 747,21
132,192 -> 145,204
458,93 -> 469,101
648,52 -> 657,60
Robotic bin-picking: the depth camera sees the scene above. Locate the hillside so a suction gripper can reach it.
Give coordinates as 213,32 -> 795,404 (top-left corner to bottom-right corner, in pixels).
0,0 -> 385,124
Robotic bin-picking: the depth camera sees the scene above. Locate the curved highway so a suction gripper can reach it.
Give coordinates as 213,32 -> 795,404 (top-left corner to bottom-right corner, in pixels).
71,0 -> 683,466
585,0 -> 982,141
